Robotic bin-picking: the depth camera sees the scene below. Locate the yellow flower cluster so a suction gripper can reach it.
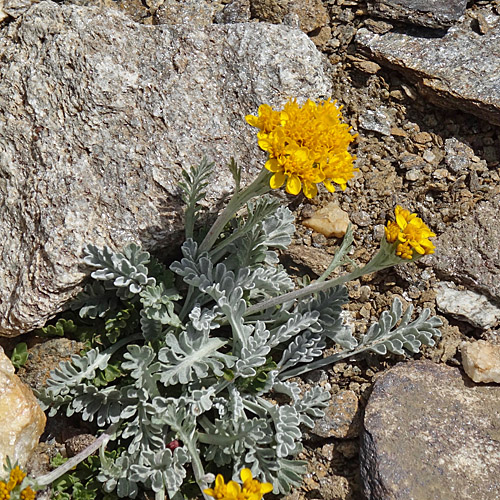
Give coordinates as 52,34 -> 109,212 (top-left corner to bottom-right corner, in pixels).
385,206 -> 435,260
246,98 -> 357,198
0,466 -> 36,500
7,467 -> 25,491
204,468 -> 273,500
19,487 -> 35,500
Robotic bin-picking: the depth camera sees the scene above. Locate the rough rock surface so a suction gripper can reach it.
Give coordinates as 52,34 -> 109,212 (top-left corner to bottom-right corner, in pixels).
155,0 -> 217,26
249,0 -> 328,33
16,338 -> 85,390
214,0 -> 250,24
311,389 -> 360,439
430,195 -> 500,302
356,10 -> 500,125
1,0 -> 40,19
0,346 -> 46,468
360,360 -> 500,500
462,340 -> 500,384
436,281 -> 500,329
367,0 -> 468,28
0,1 -> 331,336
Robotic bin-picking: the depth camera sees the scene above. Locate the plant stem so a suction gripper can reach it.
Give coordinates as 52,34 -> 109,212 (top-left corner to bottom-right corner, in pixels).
198,169 -> 271,254
245,238 -> 402,317
316,224 -> 354,283
244,269 -> 357,317
198,433 -> 237,446
278,347 -> 366,381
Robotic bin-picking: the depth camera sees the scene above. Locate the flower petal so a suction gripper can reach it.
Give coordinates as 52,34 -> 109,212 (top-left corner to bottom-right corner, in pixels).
286,175 -> 302,195
302,181 -> 318,199
270,171 -> 286,189
265,159 -> 281,173
215,475 -> 225,489
240,469 -> 253,483
261,483 -> 274,494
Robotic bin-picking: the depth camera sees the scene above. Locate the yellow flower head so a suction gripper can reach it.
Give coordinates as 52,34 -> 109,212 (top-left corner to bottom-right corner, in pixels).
246,98 -> 357,198
385,206 -> 436,260
204,469 -> 273,500
0,482 -> 10,500
7,466 -> 26,490
20,487 -> 36,500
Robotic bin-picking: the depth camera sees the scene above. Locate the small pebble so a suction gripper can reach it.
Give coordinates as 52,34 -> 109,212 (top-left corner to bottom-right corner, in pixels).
432,168 -> 448,180
423,150 -> 436,163
462,341 -> 500,383
413,132 -> 432,144
302,202 -> 350,238
406,169 -> 422,181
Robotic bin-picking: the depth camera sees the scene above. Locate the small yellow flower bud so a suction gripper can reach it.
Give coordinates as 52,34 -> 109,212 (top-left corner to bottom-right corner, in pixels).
20,486 -> 36,500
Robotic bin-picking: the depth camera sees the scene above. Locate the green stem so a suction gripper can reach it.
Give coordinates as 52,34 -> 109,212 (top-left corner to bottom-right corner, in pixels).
278,346 -> 366,381
179,286 -> 196,321
198,169 -> 272,254
244,268 -> 359,317
245,238 -> 403,317
179,169 -> 271,322
213,378 -> 231,396
172,422 -> 209,500
316,224 -> 354,283
198,432 -> 238,446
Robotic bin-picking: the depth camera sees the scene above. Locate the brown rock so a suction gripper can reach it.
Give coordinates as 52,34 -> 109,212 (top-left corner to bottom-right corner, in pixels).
348,56 -> 381,74
312,389 -> 360,438
360,360 -> 500,500
16,338 -> 85,391
285,245 -> 332,276
65,434 -> 97,457
0,347 -> 46,468
250,0 -> 288,23
289,0 -> 329,33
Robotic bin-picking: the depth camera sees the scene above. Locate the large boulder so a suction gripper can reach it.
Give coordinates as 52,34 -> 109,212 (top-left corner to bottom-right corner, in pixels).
356,9 -> 500,126
0,1 -> 332,336
360,360 -> 500,500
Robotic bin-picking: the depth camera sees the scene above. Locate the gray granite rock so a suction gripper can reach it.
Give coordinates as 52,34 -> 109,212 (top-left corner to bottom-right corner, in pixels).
358,108 -> 392,136
360,360 -> 500,500
444,137 -> 476,174
436,281 -> 500,330
0,1 -> 331,336
214,0 -> 250,24
356,10 -> 500,126
367,0 -> 467,28
430,195 -> 500,303
1,0 -> 40,19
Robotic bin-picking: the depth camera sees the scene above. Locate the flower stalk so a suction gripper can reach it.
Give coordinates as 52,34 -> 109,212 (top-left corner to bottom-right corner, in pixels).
198,168 -> 272,254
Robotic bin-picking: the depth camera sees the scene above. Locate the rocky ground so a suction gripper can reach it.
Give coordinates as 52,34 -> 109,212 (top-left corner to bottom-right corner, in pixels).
1,0 -> 499,499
